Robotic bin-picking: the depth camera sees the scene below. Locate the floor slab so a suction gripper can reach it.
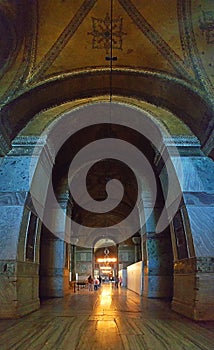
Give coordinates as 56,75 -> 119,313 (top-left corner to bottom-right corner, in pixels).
0,283 -> 213,349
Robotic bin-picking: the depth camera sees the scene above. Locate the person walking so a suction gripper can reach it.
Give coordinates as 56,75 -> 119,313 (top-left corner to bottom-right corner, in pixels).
119,276 -> 122,287
94,277 -> 99,291
115,275 -> 119,288
88,275 -> 93,291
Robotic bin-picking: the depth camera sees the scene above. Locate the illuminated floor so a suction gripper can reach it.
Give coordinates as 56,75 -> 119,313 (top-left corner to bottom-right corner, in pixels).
0,283 -> 213,350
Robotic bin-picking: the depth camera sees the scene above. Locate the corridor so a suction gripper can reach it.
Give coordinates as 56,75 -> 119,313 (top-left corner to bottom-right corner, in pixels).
0,283 -> 213,350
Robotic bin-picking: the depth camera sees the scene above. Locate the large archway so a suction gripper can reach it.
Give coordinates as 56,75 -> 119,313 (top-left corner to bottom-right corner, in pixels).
0,99 -> 213,320
0,69 -> 213,159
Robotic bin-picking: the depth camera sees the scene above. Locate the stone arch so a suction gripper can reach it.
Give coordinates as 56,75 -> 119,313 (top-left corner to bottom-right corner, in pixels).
0,99 -> 213,320
0,69 -> 213,158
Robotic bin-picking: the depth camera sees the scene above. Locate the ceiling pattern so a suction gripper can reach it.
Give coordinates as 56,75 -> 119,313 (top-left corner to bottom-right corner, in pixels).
0,1 -> 213,98
0,0 -> 213,157
88,12 -> 127,54
118,0 -> 194,82
0,0 -> 213,231
29,0 -> 97,84
177,0 -> 214,99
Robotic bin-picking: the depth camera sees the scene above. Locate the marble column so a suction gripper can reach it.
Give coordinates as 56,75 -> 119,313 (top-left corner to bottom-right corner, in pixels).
143,230 -> 173,298
39,229 -> 65,298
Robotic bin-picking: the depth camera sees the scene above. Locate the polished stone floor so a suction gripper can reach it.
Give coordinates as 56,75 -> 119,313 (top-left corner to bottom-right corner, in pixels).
0,283 -> 214,350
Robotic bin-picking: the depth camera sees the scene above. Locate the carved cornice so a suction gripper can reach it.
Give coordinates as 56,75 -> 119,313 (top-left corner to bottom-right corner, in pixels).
10,136 -> 46,156
154,136 -> 202,170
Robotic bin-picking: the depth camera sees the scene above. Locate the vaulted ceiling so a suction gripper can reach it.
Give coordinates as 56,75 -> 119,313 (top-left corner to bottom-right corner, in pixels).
1,0 -> 214,86
0,0 -> 213,156
1,0 -> 213,243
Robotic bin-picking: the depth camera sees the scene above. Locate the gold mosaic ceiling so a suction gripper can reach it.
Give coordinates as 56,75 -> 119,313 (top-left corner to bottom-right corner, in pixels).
0,0 -> 214,96
0,0 -> 213,156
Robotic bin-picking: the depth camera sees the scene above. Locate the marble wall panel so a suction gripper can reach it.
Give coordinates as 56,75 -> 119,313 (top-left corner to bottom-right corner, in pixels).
0,191 -> 27,206
16,261 -> 39,276
192,157 -> 214,191
0,275 -> 17,304
160,156 -> 214,202
174,157 -> 204,192
183,192 -> 214,207
30,160 -> 49,210
0,206 -> 23,259
186,206 -> 214,256
17,276 -> 37,301
0,156 -> 37,192
0,260 -> 40,318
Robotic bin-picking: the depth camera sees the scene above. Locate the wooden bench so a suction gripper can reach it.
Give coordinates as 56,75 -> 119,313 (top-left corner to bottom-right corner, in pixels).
70,281 -> 87,293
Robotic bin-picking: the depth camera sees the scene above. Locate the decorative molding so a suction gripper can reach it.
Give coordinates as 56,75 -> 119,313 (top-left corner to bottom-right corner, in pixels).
154,136 -> 201,169
10,136 -> 56,171
163,135 -> 200,147
10,136 -> 46,156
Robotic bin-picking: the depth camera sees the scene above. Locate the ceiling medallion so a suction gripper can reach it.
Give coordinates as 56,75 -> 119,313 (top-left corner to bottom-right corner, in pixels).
88,13 -> 127,54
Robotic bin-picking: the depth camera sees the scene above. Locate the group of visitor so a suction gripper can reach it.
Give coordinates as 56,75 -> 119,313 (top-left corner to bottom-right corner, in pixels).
87,275 -> 102,291
87,275 -> 123,291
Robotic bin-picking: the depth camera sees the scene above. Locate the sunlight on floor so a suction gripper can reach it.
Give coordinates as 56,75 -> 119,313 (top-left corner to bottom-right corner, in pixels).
99,284 -> 112,307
